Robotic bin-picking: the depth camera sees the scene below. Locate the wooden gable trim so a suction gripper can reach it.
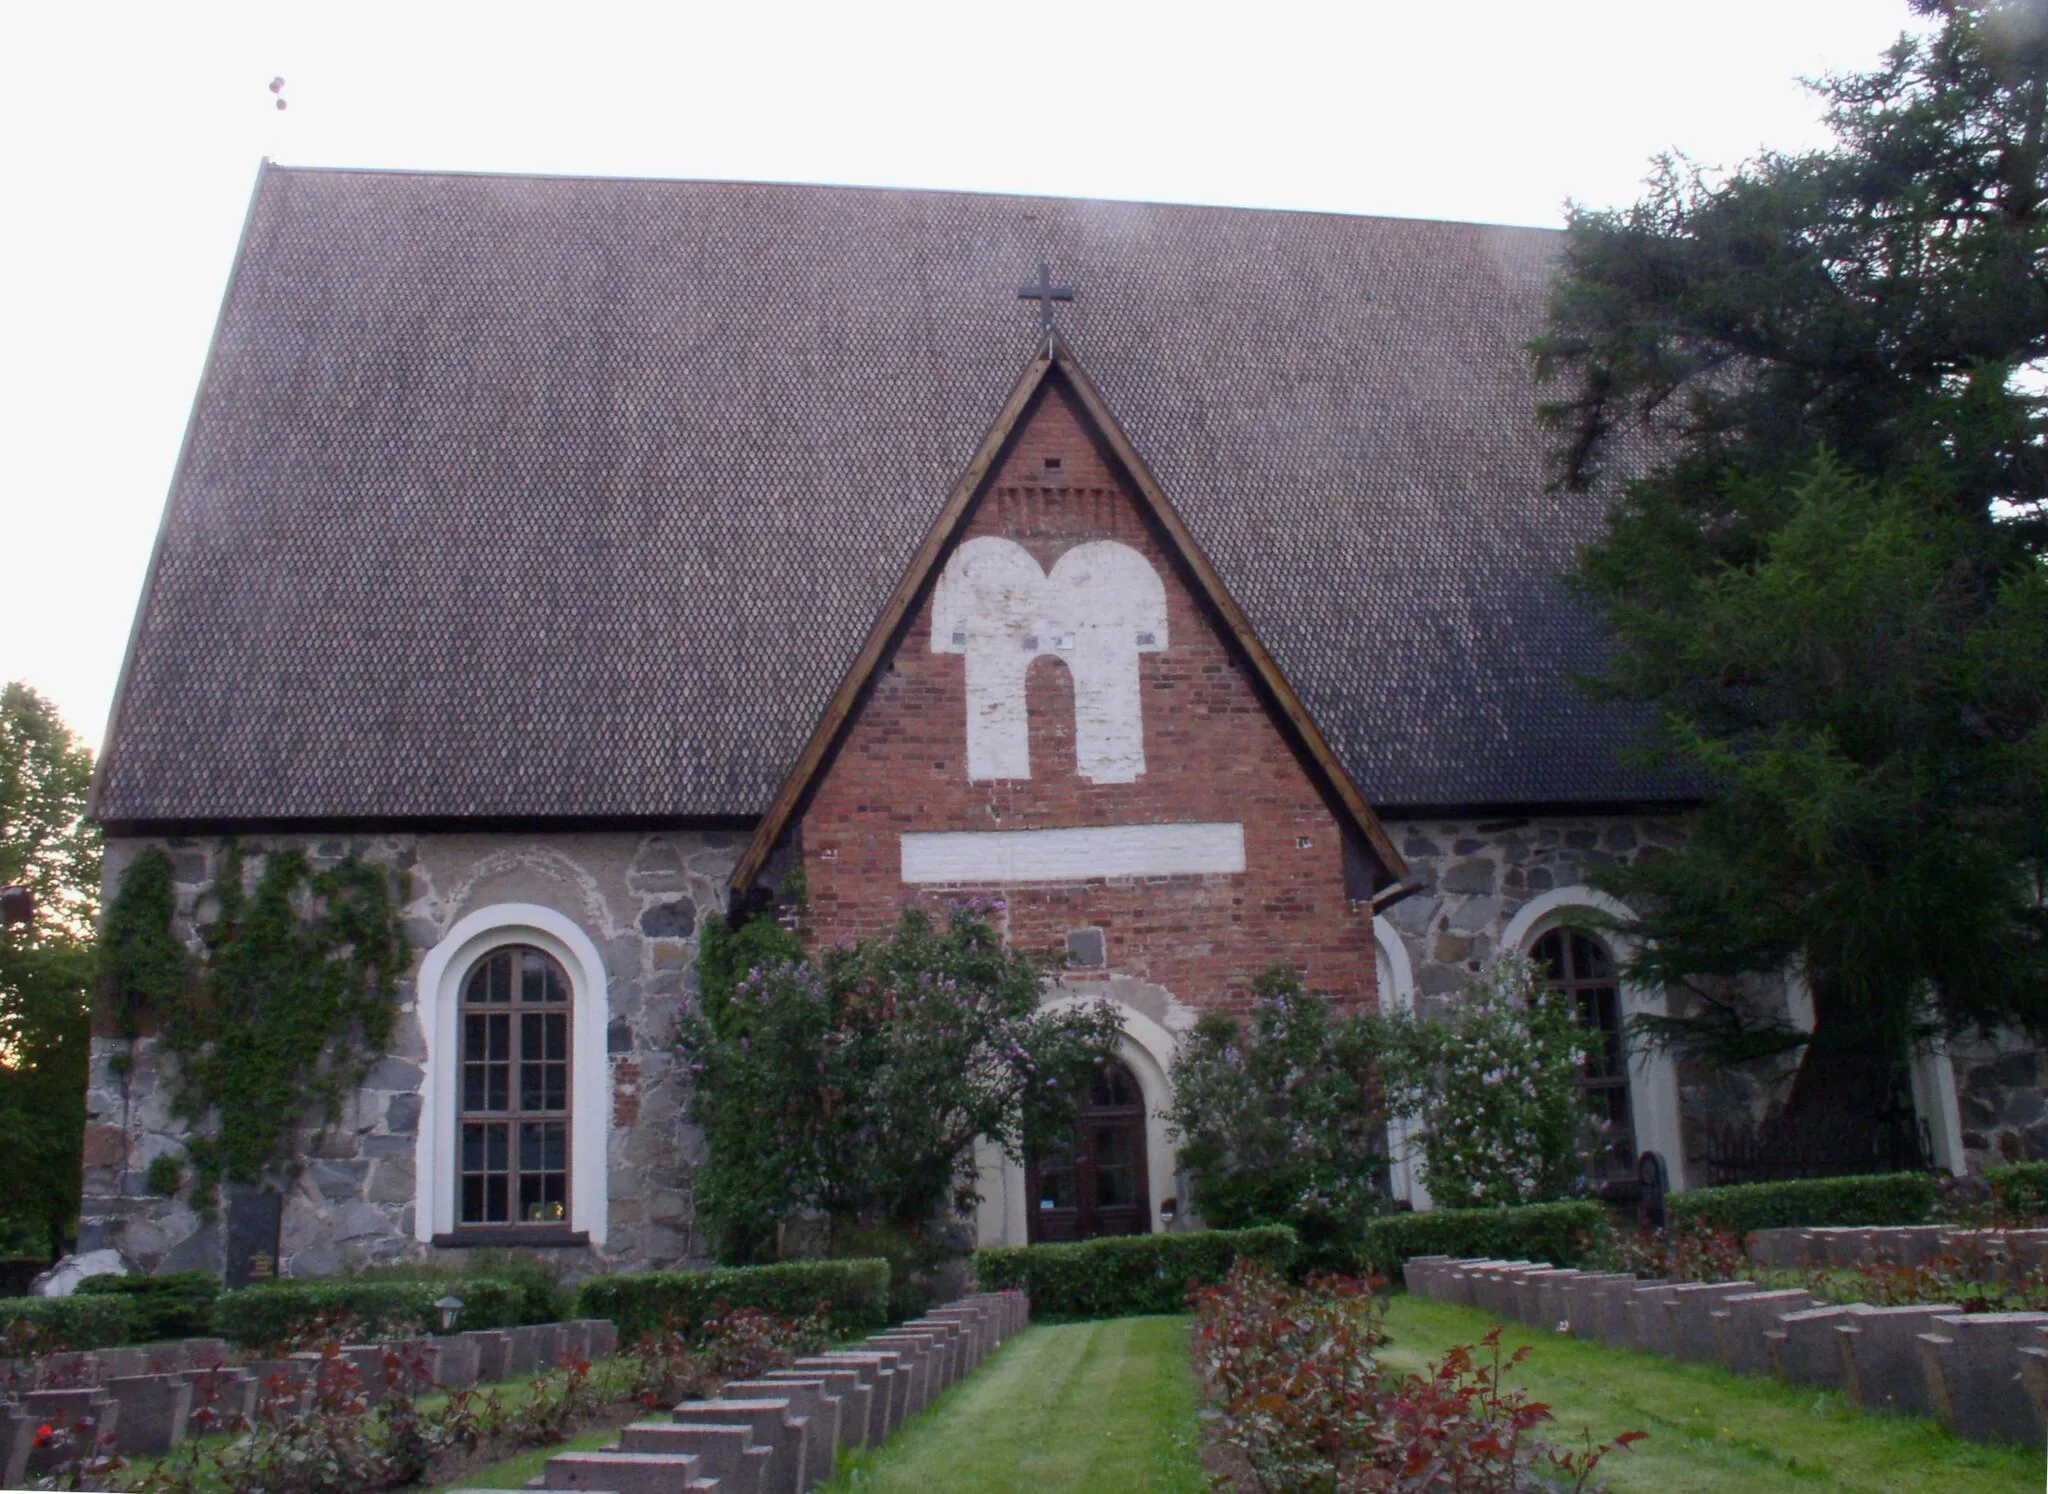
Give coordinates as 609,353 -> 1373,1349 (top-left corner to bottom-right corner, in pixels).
729,336 -> 1408,894
1048,341 -> 1408,888
729,347 -> 1058,891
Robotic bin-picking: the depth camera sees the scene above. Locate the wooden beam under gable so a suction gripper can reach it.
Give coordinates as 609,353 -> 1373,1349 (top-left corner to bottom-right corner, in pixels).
1046,339 -> 1409,889
729,348 -> 1059,893
729,335 -> 1409,896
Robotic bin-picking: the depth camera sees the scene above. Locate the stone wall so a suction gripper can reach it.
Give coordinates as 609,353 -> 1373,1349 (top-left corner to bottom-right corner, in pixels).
1376,811 -> 1800,1189
1955,1035 -> 2048,1167
81,829 -> 737,1278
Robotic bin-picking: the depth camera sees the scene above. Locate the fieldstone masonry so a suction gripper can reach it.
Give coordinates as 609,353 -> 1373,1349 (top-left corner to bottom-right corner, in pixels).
1377,812 -> 1798,1185
82,831 -> 740,1276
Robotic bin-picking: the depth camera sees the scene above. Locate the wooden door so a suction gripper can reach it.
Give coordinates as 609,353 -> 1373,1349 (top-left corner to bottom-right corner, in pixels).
1025,1062 -> 1151,1243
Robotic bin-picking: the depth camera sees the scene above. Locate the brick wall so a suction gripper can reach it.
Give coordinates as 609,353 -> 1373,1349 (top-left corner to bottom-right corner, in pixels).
798,381 -> 1378,1014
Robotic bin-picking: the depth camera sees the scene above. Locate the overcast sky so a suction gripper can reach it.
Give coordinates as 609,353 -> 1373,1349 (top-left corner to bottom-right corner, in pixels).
1,0 -> 1922,751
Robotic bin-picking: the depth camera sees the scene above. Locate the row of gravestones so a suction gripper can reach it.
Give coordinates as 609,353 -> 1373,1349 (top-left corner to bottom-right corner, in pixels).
1745,1224 -> 2048,1276
455,1289 -> 1031,1494
1406,1256 -> 2048,1447
0,1318 -> 620,1485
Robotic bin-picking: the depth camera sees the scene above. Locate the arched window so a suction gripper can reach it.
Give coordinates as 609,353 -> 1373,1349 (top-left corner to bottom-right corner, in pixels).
1530,928 -> 1636,1184
457,945 -> 571,1227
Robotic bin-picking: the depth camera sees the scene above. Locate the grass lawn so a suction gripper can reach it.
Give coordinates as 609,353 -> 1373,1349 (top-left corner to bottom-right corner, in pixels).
1382,1294 -> 2044,1492
820,1315 -> 1206,1492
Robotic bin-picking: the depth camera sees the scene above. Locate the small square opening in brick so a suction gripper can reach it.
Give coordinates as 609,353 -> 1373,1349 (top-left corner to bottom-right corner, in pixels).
1066,927 -> 1106,968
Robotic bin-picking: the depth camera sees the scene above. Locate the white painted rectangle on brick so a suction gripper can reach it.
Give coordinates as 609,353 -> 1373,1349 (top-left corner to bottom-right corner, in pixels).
900,822 -> 1246,884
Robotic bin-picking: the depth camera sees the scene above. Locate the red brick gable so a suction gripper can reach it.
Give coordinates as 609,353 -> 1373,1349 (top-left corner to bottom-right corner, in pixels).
795,381 -> 1379,1014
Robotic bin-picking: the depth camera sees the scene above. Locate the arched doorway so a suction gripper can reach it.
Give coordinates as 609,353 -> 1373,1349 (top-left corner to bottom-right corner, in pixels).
1025,1062 -> 1152,1243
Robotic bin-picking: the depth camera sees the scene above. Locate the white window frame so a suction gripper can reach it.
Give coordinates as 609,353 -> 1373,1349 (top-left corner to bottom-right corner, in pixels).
414,904 -> 612,1245
1500,887 -> 1688,1192
1374,917 -> 1433,1210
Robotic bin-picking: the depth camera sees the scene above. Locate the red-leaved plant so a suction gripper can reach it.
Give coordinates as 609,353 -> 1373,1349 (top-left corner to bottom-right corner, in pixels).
1191,1261 -> 1644,1493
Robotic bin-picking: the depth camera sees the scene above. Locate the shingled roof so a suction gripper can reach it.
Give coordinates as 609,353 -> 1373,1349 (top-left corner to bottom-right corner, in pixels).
93,164 -> 1679,829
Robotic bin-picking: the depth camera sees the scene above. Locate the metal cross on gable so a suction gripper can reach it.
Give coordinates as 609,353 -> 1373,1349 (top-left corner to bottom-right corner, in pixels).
1017,262 -> 1074,341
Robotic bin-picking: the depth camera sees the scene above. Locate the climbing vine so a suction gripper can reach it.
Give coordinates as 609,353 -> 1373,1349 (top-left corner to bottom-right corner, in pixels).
101,842 -> 410,1189
98,846 -> 191,1042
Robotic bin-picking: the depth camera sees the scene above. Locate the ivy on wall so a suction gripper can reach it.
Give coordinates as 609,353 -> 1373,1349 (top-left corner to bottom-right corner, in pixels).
100,843 -> 410,1191
97,847 -> 190,1043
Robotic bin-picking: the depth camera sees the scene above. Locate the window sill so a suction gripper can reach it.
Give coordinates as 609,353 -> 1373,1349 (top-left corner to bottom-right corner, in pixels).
431,1227 -> 590,1249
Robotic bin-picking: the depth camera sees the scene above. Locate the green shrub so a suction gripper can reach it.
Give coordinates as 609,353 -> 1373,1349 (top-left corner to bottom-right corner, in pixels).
1986,1162 -> 2048,1220
574,1258 -> 892,1343
341,1253 -> 572,1325
1666,1173 -> 1936,1235
0,1293 -> 138,1350
75,1271 -> 218,1341
209,1278 -> 530,1348
1166,970 -> 1390,1275
971,1227 -> 1298,1321
1359,1202 -> 1608,1279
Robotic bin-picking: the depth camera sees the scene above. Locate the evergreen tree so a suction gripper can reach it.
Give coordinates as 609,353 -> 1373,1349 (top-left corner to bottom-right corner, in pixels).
1533,0 -> 2048,1125
0,684 -> 98,1258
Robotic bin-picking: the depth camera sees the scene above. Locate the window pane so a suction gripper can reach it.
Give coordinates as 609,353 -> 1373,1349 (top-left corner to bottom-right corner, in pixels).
1035,1165 -> 1074,1210
542,1064 -> 567,1111
487,1014 -> 510,1061
1571,932 -> 1613,981
462,1123 -> 485,1172
1531,930 -> 1566,983
485,1175 -> 508,1223
462,1175 -> 483,1224
522,950 -> 567,1003
544,1013 -> 567,1061
521,1013 -> 544,1063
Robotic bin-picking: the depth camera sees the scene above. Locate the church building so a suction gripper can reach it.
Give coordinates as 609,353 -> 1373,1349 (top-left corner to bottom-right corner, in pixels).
80,165 -> 2013,1277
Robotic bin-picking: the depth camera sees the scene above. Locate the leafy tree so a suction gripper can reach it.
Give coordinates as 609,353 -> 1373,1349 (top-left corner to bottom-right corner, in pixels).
0,684 -> 99,1258
1165,967 -> 1391,1272
679,902 -> 1123,1262
1532,0 -> 2048,1122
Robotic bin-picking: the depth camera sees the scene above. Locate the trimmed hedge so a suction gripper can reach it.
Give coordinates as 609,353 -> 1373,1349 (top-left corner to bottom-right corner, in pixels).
1667,1172 -> 1937,1234
575,1259 -> 892,1343
0,1294 -> 139,1350
971,1227 -> 1298,1321
1360,1202 -> 1608,1280
1986,1162 -> 2048,1220
209,1278 -> 530,1349
76,1271 -> 219,1341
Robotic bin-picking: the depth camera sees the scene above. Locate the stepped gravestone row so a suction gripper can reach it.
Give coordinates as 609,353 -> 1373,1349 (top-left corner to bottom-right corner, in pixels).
1746,1224 -> 2048,1279
0,1318 -> 622,1482
455,1288 -> 1029,1494
1406,1255 -> 2048,1446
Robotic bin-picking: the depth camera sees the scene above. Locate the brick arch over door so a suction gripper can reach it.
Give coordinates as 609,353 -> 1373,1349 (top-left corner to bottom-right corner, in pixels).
972,993 -> 1182,1247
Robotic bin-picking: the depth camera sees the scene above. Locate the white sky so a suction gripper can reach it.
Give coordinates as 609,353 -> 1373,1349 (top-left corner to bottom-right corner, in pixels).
0,0 -> 1921,752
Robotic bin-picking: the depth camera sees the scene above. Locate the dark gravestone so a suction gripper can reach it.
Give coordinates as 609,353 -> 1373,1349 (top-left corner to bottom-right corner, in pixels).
224,1187 -> 282,1289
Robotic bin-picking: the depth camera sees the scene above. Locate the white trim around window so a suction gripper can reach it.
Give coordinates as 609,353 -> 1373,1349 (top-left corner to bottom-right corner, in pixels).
1500,887 -> 1688,1193
1374,916 -> 1433,1211
414,903 -> 612,1245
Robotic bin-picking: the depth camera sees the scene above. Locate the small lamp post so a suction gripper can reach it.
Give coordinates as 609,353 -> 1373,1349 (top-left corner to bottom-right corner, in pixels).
1158,1196 -> 1178,1231
434,1295 -> 464,1334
